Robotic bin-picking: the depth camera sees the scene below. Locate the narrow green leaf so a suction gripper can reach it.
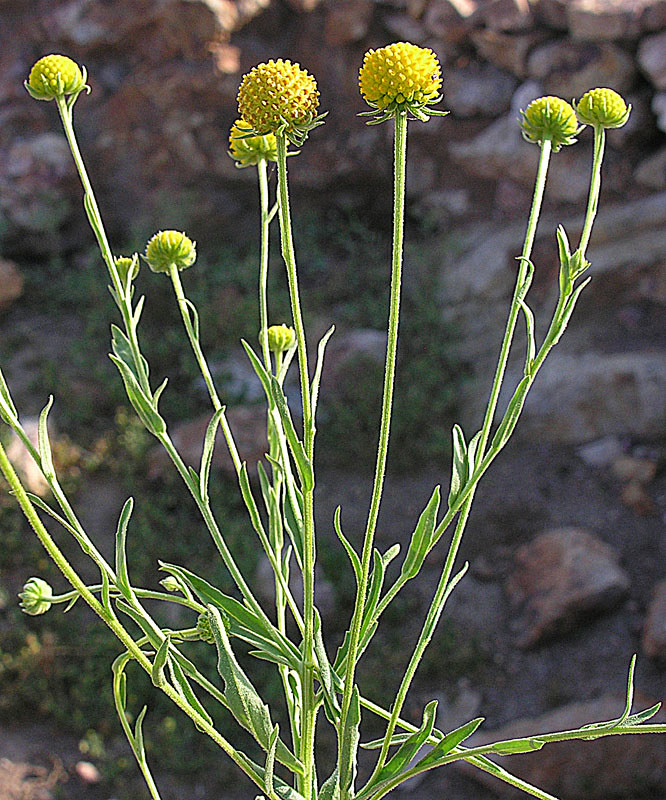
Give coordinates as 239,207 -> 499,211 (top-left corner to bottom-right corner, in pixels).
412,716 -> 484,769
334,506 -> 361,586
169,657 -> 213,728
0,365 -> 18,424
551,277 -> 591,348
265,725 -> 279,798
153,376 -> 168,407
109,354 -> 165,436
339,686 -> 361,796
318,768 -> 339,800
132,294 -> 145,326
466,431 -> 482,477
382,543 -> 401,569
152,634 -> 171,688
310,325 -> 335,424
183,298 -> 200,341
314,609 -> 339,722
448,425 -> 467,507
400,486 -> 440,582
492,737 -> 546,755
360,550 -> 385,634
37,396 -> 55,480
241,339 -> 272,401
490,376 -> 530,453
134,705 -> 148,757
270,376 -> 313,491
519,298 -> 536,375
200,408 -> 224,504
115,497 -> 135,600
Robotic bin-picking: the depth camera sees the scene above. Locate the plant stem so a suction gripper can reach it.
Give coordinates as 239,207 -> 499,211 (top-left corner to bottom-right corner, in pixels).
276,131 -> 316,799
578,125 -> 605,257
258,157 -> 272,371
338,109 -> 408,798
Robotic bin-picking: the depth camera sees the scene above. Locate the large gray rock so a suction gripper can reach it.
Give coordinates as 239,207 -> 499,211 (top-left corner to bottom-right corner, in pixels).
506,527 -> 630,647
638,29 -> 666,89
445,62 -> 518,117
566,0 -> 647,40
642,579 -> 666,659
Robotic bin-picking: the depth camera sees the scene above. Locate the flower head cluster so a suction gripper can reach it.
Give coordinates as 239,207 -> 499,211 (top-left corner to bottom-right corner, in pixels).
228,119 -> 278,167
263,324 -> 296,354
19,577 -> 53,616
114,254 -> 140,285
359,42 -> 445,123
237,60 -> 323,145
576,88 -> 631,129
520,96 -> 580,151
26,54 -> 86,101
196,611 -> 216,645
144,231 -> 196,274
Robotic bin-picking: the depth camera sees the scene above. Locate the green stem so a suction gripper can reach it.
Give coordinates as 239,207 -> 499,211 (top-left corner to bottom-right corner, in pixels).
258,157 -> 272,371
338,109 -> 408,798
578,126 -> 605,258
276,131 -> 316,799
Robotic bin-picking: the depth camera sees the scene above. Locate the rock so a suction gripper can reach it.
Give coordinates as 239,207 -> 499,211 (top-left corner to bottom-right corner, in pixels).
635,146 -> 666,188
642,580 -> 666,659
471,29 -> 547,77
611,454 -> 657,484
324,0 -> 373,45
620,479 -> 657,515
566,0 -> 646,41
449,114 -> 591,202
319,328 -> 386,393
506,527 -> 630,647
536,0 -> 569,28
0,259 -> 23,312
383,11 -> 428,42
642,0 -> 666,29
284,0 -> 321,10
147,405 -> 267,479
445,63 -> 517,117
510,79 -> 544,112
474,0 -> 534,31
607,90 -> 653,148
6,418 -> 49,496
527,39 -> 636,96
519,351 -> 666,443
652,91 -> 666,133
638,30 -> 666,89
423,0 -> 478,42
576,436 -> 624,468
75,761 -> 101,784
460,695 -> 666,797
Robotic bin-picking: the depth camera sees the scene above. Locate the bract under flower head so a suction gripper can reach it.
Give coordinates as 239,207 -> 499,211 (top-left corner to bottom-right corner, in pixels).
520,95 -> 579,152
264,324 -> 296,354
237,60 -> 321,144
359,42 -> 443,122
576,88 -> 631,129
19,577 -> 53,616
228,119 -> 278,167
144,231 -> 196,274
27,54 -> 86,101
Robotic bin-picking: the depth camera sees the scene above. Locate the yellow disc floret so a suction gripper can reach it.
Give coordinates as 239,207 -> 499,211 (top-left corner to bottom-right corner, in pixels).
27,54 -> 85,101
237,60 -> 319,137
359,42 -> 442,114
520,96 -> 579,151
144,231 -> 196,274
228,119 -> 278,167
576,88 -> 630,129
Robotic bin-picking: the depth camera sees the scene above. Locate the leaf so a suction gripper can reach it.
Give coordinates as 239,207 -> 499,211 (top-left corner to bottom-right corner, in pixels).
412,716 -> 484,769
490,376 -> 530,453
492,737 -> 546,755
360,549 -> 385,635
152,633 -> 170,688
551,277 -> 591,348
448,425 -> 467,507
169,657 -> 213,728
241,339 -> 272,402
115,497 -> 135,600
270,376 -> 314,492
400,486 -> 440,582
37,396 -> 55,480
382,543 -> 401,569
265,725 -> 279,798
338,686 -> 361,797
0,365 -> 18,424
109,354 -> 165,436
310,325 -> 335,424
318,768 -> 340,800
314,609 -> 339,723
334,507 -> 360,586
200,408 -> 224,503
519,298 -> 536,375
207,605 -> 303,775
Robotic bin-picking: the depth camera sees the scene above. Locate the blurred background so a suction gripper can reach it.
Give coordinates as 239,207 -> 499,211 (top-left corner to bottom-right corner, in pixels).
0,0 -> 665,798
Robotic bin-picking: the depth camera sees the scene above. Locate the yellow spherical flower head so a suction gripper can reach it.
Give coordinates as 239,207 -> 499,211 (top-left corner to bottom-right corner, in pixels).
144,231 -> 196,274
359,42 -> 444,122
237,60 -> 322,145
26,54 -> 86,101
576,88 -> 631,129
228,119 -> 278,167
262,324 -> 296,354
520,96 -> 579,152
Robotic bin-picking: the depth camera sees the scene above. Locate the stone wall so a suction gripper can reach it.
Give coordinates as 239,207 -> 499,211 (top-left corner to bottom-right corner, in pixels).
1,0 -> 665,443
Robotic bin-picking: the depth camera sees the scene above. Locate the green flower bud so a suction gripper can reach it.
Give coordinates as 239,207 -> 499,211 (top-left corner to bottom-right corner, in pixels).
263,324 -> 296,354
576,88 -> 631,129
229,119 -> 277,167
160,576 -> 181,593
144,231 -> 196,274
520,96 -> 579,152
114,254 -> 140,285
195,611 -> 216,645
26,54 -> 86,101
19,577 -> 53,616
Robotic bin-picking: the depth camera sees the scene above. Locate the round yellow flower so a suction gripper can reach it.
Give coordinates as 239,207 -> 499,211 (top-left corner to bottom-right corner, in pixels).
237,60 -> 319,136
359,42 -> 442,113
144,231 -> 196,274
520,96 -> 579,151
576,88 -> 630,129
228,119 -> 278,167
27,54 -> 85,101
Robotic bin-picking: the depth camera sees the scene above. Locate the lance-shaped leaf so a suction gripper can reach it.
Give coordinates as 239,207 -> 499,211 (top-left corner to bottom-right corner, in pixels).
399,486 -> 440,582
151,633 -> 170,688
311,325 -> 335,423
241,339 -> 272,402
490,375 -> 530,453
37,396 -> 55,481
338,685 -> 361,797
318,767 -> 340,800
207,605 -> 303,775
334,507 -> 361,587
411,716 -> 484,770
314,609 -> 339,723
0,365 -> 18,424
109,353 -> 166,436
115,497 -> 135,601
448,425 -> 467,508
270,376 -> 314,492
550,277 -> 592,349
199,408 -> 224,504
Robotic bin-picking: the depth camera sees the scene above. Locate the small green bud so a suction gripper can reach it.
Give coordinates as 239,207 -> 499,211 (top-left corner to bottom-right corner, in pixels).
229,119 -> 277,167
263,324 -> 296,354
195,611 -> 216,645
576,88 -> 631,129
144,230 -> 196,274
26,54 -> 86,101
114,254 -> 140,285
520,96 -> 579,152
19,577 -> 53,616
160,576 -> 181,593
